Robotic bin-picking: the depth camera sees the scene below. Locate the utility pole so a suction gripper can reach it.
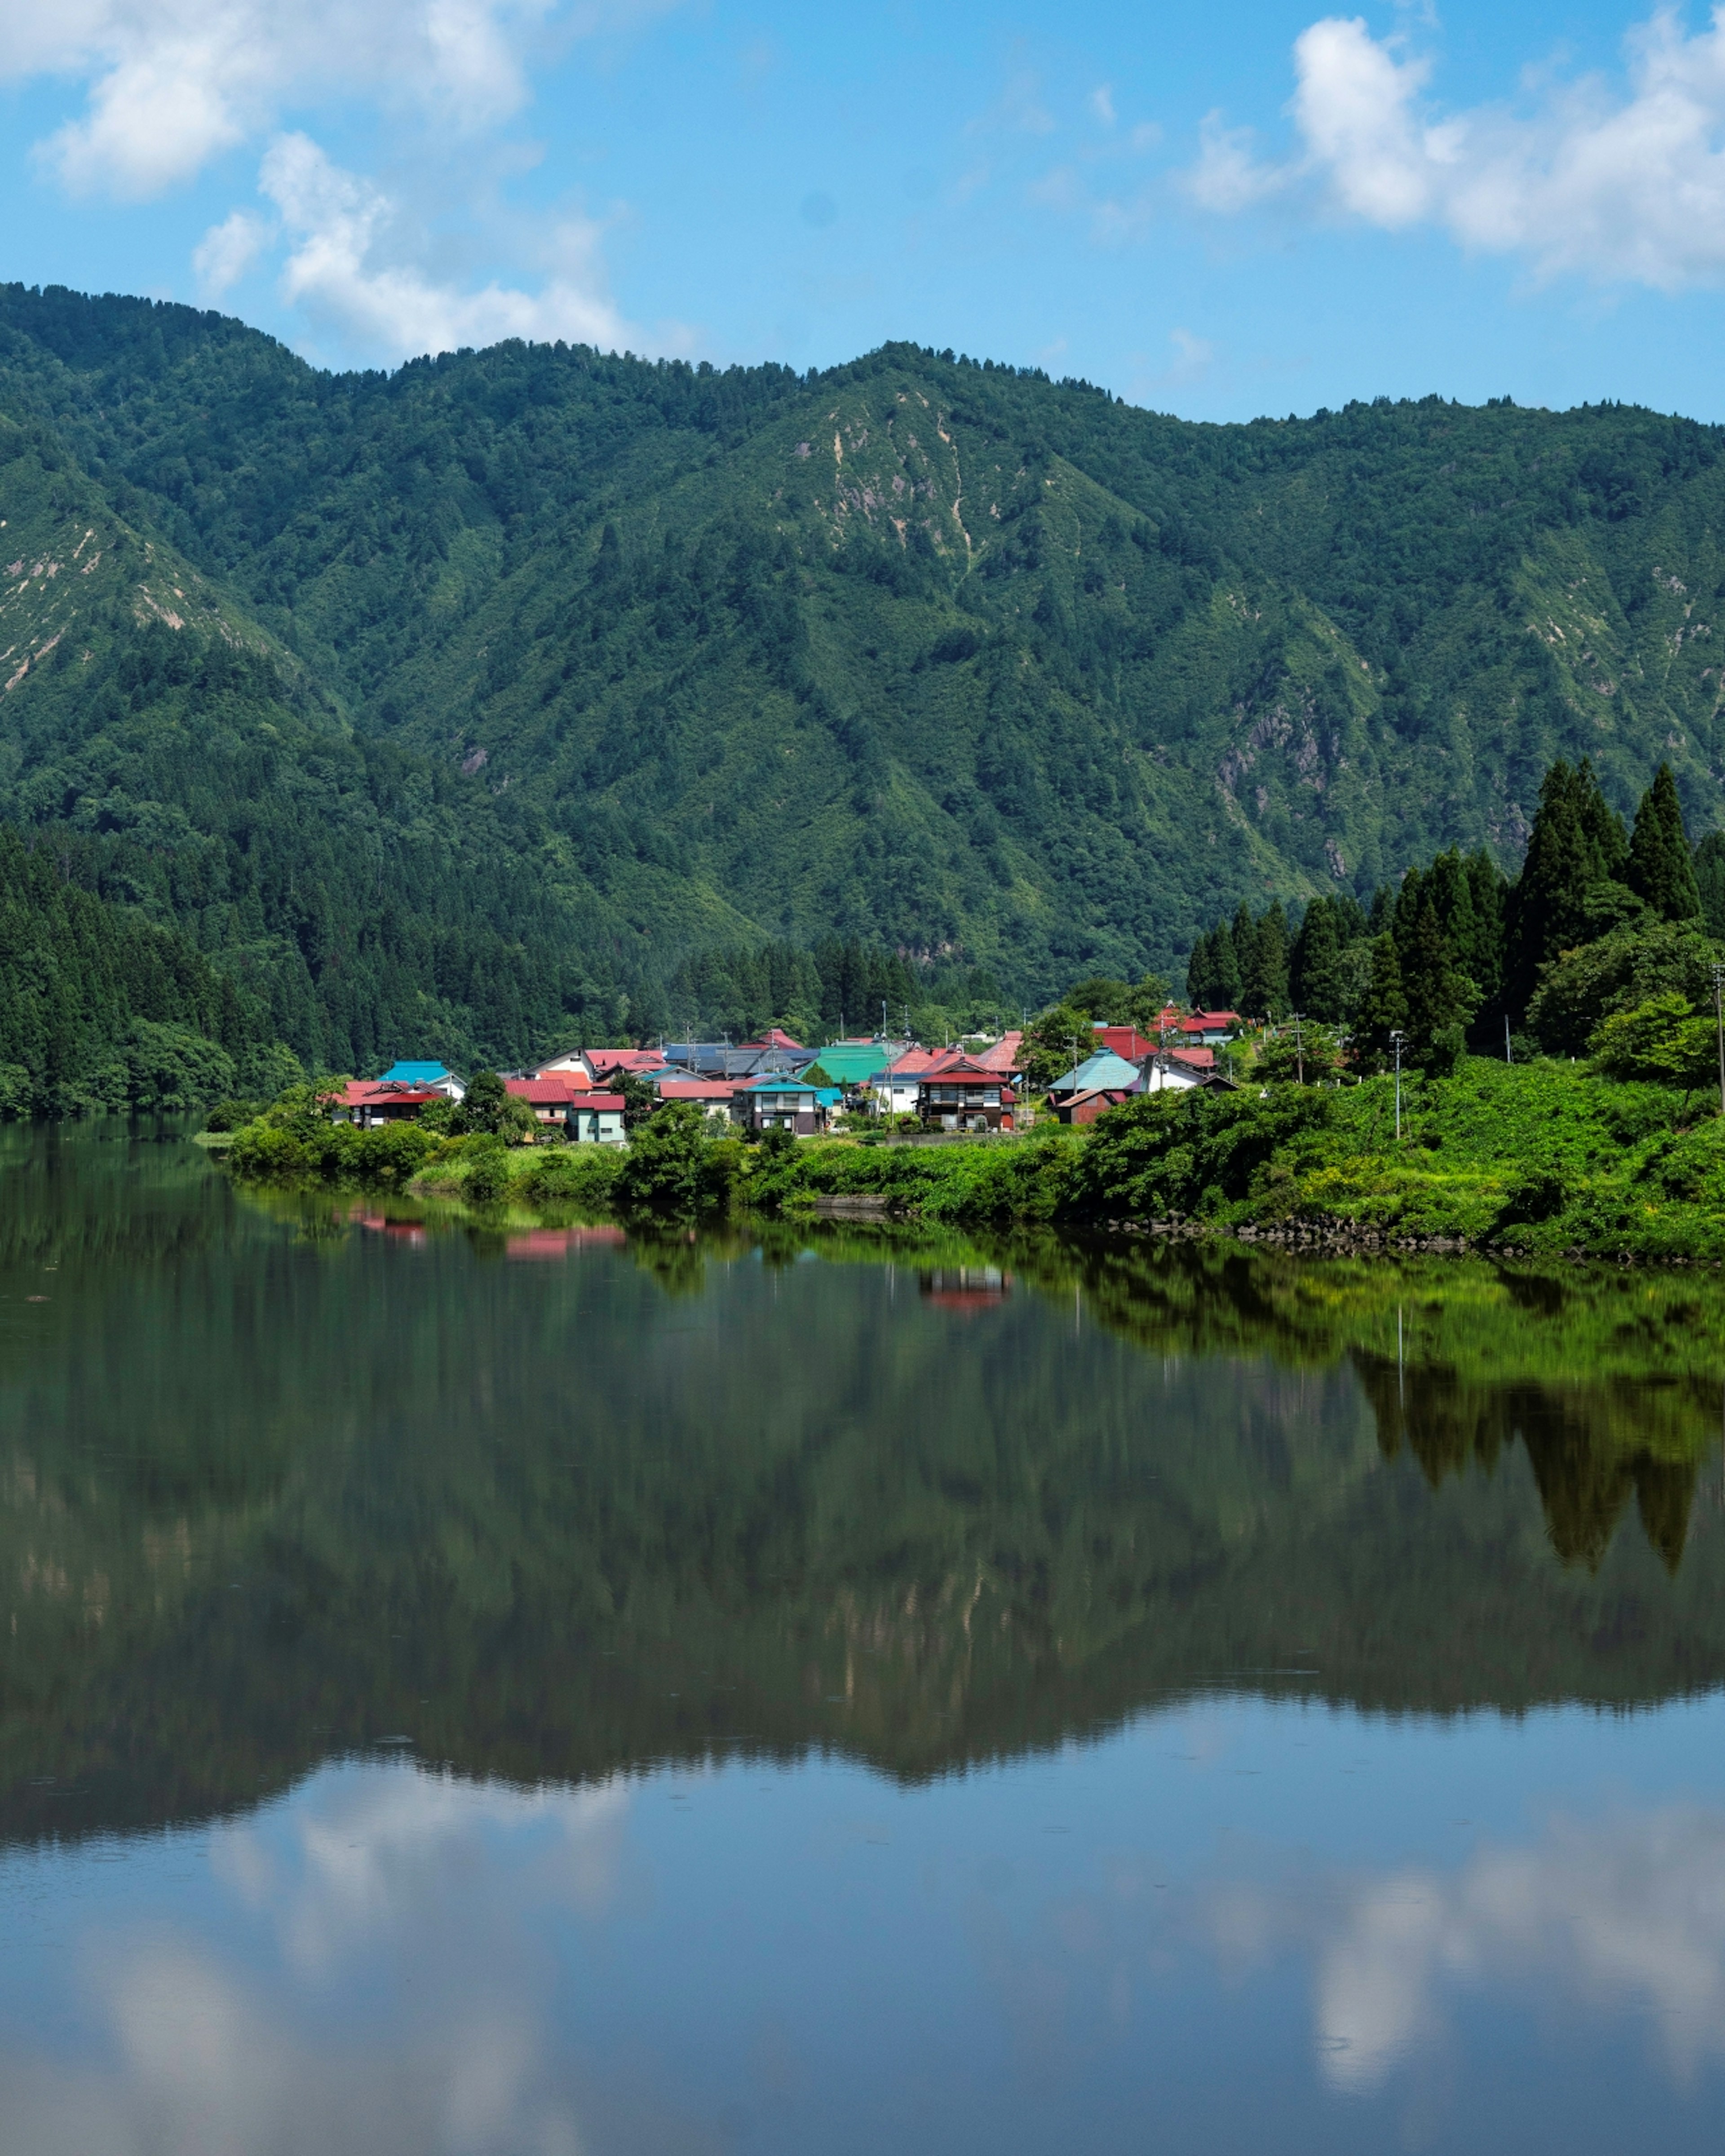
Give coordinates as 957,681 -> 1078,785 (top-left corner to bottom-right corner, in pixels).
1713,963 -> 1725,1117
1293,1011 -> 1305,1085
1391,1029 -> 1405,1140
1504,1014 -> 1513,1065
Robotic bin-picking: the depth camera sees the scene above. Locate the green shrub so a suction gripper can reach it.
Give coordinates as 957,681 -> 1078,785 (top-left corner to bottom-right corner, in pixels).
1588,993 -> 1718,1086
517,1146 -> 624,1206
615,1102 -> 740,1214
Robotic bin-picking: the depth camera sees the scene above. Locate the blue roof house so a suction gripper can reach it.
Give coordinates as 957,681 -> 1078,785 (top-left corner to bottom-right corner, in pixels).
377,1061 -> 467,1101
1047,1050 -> 1142,1096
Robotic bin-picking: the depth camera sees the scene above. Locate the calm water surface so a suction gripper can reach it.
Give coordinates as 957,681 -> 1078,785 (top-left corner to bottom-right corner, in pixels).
4,1124 -> 1725,2152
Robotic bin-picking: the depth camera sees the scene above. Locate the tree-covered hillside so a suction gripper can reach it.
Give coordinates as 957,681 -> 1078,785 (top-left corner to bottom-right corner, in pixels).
0,826 -> 296,1113
4,282 -> 1725,1057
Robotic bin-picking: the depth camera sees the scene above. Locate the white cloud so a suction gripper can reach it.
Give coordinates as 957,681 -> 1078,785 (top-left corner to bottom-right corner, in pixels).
1091,84 -> 1116,128
193,206 -> 273,297
8,0 -> 581,199
1184,6 -> 1725,291
1204,1801 -> 1725,2094
0,1762 -> 641,2156
257,133 -> 629,360
1187,112 -> 1293,213
5,0 -> 673,364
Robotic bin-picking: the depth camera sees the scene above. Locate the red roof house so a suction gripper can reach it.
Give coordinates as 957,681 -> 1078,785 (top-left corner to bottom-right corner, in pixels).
334,1082 -> 447,1126
506,1077 -> 586,1122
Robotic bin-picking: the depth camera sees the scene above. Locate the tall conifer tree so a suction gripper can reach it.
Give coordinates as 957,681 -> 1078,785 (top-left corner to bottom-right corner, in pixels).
1627,764 -> 1702,921
1504,759 -> 1628,1018
1291,899 -> 1346,1021
1242,905 -> 1289,1018
1351,935 -> 1408,1073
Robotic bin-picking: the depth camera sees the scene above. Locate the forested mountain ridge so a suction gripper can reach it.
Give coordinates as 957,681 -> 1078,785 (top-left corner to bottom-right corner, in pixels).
4,280 -> 1725,1061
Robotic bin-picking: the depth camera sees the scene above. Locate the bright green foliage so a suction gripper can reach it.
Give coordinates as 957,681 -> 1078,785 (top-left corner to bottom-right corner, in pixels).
735,1059 -> 1725,1259
1257,1022 -> 1343,1083
1588,994 -> 1719,1085
226,1082 -> 436,1184
1525,918 -> 1722,1053
1021,1005 -> 1095,1089
449,1069 -> 535,1142
614,1101 -> 742,1214
1628,764 -> 1703,922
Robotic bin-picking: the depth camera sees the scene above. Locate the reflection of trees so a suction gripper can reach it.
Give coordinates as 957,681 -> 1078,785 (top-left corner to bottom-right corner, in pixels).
6,1131 -> 1725,1848
1356,1359 -> 1708,1571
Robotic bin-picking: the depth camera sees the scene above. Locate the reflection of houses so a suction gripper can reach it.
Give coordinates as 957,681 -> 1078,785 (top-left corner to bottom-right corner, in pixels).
506,1225 -> 628,1260
352,1210 -> 428,1246
919,1266 -> 1011,1311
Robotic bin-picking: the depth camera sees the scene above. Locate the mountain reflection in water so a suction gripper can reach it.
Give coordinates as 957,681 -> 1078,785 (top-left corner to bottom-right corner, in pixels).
2,1122 -> 1722,1844
6,1125 -> 1725,2153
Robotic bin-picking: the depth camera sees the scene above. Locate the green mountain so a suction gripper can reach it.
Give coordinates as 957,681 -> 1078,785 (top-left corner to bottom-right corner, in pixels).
4,282 -> 1725,1063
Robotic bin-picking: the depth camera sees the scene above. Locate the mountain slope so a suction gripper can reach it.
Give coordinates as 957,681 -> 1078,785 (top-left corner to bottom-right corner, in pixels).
4,283 -> 1725,1040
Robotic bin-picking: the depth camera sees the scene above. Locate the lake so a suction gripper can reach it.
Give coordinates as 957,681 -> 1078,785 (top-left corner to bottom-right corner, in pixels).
4,1122 -> 1725,2152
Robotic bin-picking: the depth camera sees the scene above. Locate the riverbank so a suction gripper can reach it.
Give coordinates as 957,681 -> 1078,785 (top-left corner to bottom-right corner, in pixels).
220,1059 -> 1725,1261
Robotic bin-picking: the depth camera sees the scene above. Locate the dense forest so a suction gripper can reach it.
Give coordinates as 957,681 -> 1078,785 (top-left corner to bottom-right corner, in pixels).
0,826 -> 299,1113
7,283 -> 1725,1066
1180,755 -> 1725,1073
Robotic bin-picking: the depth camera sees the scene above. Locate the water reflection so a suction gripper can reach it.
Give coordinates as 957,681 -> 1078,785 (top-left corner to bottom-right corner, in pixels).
3,1126 -> 1725,1849
7,1126 -> 1725,2149
8,1703 -> 1725,2154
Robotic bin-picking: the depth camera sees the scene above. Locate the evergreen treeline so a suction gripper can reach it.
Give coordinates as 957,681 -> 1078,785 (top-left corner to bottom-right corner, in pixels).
1185,758 -> 1716,1070
0,826 -> 299,1113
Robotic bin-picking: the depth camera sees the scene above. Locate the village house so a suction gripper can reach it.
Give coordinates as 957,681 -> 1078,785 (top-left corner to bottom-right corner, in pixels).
333,1081 -> 449,1127
505,1077 -> 587,1125
652,1078 -> 739,1131
662,1038 -> 814,1080
874,1046 -> 944,1117
565,1093 -> 627,1144
377,1060 -> 466,1100
1049,1048 -> 1143,1098
737,1071 -> 843,1134
537,1048 -> 667,1085
916,1057 -> 1017,1132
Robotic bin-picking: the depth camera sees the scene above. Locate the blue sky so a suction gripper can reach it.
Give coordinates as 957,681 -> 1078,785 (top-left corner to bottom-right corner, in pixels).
4,0 -> 1725,421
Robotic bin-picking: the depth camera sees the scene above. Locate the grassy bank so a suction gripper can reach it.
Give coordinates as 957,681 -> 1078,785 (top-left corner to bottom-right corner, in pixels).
741,1059 -> 1725,1259
222,1060 -> 1725,1259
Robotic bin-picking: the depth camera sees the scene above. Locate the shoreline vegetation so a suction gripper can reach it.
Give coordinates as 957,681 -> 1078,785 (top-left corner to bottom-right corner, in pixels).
212,749 -> 1725,1264
217,1051 -> 1725,1264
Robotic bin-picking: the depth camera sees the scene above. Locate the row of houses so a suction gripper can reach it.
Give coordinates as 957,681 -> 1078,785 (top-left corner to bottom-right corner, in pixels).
332,1011 -> 1244,1143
